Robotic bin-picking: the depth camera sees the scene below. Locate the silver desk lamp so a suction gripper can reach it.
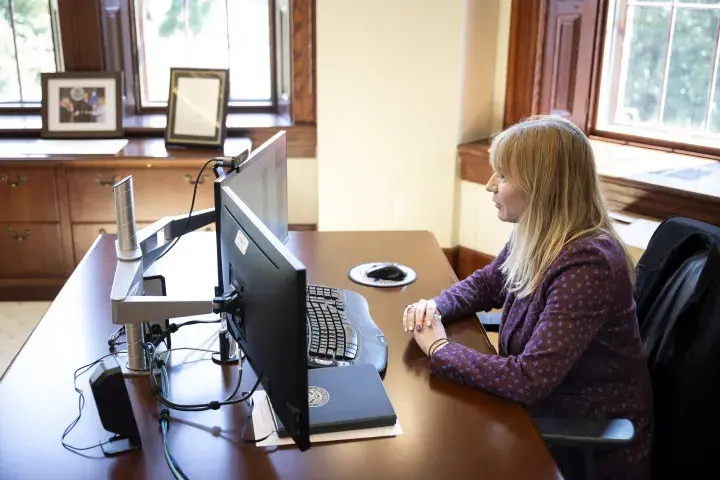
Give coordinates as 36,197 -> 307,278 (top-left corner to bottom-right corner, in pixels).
109,152 -> 247,372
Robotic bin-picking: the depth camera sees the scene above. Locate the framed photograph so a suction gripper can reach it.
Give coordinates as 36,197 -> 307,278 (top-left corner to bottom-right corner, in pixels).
165,68 -> 230,149
41,72 -> 123,139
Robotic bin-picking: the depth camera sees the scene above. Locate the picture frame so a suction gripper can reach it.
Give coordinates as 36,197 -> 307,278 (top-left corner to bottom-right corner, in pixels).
41,71 -> 123,139
165,67 -> 230,149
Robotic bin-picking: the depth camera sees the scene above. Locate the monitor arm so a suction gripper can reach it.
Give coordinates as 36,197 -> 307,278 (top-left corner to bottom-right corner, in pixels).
108,152 -> 247,371
109,150 -> 248,327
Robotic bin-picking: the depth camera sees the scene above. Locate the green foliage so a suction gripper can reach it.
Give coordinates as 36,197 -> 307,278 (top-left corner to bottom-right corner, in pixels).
621,5 -> 720,132
159,0 -> 214,38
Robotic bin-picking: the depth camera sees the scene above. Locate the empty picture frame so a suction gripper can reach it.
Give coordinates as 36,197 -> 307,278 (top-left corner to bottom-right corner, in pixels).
165,68 -> 230,148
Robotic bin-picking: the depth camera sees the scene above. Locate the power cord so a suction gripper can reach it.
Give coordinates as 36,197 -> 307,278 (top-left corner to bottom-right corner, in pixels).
62,352 -> 126,455
108,326 -> 125,349
146,342 -> 263,412
155,158 -> 217,263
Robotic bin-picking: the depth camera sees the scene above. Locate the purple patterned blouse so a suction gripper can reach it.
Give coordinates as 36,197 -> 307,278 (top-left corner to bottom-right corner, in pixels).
431,235 -> 653,479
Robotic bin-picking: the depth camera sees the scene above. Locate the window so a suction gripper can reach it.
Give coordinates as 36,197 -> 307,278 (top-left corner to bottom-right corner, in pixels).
132,0 -> 273,109
597,0 -> 720,149
0,0 -> 61,106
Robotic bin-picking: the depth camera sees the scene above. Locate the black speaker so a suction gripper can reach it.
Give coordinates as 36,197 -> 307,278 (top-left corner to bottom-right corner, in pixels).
89,357 -> 142,456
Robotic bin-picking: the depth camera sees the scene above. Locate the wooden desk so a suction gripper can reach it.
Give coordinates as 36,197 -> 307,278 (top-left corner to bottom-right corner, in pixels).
0,231 -> 560,479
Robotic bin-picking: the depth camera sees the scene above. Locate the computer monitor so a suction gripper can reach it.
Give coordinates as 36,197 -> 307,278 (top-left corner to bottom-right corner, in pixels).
218,131 -> 288,244
214,175 -> 310,451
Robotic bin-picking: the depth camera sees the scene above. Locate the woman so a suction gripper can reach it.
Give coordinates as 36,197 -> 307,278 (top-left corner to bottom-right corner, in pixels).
403,116 -> 652,479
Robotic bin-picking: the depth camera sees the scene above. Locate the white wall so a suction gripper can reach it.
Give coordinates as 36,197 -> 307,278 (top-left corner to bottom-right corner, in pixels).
287,158 -> 317,225
291,0 -> 512,254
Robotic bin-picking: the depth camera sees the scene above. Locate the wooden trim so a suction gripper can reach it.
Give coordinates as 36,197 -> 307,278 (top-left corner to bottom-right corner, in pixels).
600,176 -> 720,226
54,166 -> 75,276
504,0 -> 546,127
289,224 -> 317,231
248,124 -> 316,157
0,279 -> 65,302
457,140 -> 720,226
458,139 -> 493,185
442,247 -> 459,277
458,246 -> 495,280
292,0 -> 316,124
57,0 -> 103,71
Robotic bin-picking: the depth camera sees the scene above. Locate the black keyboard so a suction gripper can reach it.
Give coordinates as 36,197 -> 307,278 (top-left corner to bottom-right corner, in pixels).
305,284 -> 388,373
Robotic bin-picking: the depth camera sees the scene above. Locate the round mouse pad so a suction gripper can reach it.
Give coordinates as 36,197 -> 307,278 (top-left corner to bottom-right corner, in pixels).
348,262 -> 417,288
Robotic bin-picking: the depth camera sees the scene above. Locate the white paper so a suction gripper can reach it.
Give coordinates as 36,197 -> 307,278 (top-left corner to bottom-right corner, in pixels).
0,139 -> 128,156
251,390 -> 403,447
173,77 -> 221,137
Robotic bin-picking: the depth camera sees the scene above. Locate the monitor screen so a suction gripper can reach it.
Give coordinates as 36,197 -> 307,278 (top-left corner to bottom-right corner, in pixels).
219,131 -> 288,244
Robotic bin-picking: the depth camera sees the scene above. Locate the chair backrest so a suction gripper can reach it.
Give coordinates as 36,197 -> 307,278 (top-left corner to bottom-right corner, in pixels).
633,216 -> 720,479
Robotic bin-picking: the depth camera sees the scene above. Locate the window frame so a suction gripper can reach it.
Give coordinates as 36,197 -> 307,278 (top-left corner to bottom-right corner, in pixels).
123,0 -> 278,114
504,0 -> 720,158
0,0 -> 316,133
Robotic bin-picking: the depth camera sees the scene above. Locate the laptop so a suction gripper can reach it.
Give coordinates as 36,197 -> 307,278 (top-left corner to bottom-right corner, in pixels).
275,363 -> 397,437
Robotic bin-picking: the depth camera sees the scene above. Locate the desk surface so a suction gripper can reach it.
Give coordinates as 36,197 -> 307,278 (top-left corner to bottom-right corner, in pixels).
0,231 -> 560,480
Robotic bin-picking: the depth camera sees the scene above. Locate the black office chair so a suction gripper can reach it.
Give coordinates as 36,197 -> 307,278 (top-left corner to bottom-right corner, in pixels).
478,216 -> 720,479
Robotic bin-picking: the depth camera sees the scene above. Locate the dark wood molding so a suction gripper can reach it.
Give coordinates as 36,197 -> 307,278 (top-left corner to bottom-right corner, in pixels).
600,176 -> 720,226
289,223 -> 317,231
458,139 -> 493,185
457,140 -> 720,227
442,247 -> 459,278
292,0 -> 316,124
248,124 -> 316,157
57,0 -> 104,71
458,246 -> 495,280
504,0 -> 545,127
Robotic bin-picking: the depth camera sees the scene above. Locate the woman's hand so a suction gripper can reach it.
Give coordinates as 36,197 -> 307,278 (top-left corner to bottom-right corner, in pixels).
412,315 -> 448,357
402,299 -> 440,332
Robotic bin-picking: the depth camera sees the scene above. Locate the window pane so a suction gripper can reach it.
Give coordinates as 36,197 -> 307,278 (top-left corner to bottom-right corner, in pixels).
0,2 -> 21,102
662,8 -> 720,129
135,0 -> 272,106
0,0 -> 57,104
13,0 -> 57,102
619,6 -> 671,125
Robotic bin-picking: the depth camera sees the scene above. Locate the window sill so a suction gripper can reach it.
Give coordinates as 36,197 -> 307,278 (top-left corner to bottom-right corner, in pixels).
458,138 -> 720,226
0,113 -> 316,157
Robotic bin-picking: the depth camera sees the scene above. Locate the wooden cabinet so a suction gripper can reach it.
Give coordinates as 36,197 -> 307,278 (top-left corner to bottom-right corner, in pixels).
0,166 -> 59,222
0,149 -> 238,300
67,167 -> 215,222
0,222 -> 65,277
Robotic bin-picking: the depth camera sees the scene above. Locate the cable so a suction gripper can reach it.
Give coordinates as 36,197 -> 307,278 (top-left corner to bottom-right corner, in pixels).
158,359 -> 190,480
108,325 -> 125,349
150,318 -> 222,350
62,352 -> 126,455
146,342 -> 262,412
155,158 -> 216,262
240,396 -> 275,444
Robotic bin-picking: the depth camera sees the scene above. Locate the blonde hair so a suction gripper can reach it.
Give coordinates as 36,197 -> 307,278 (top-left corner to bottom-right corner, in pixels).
490,115 -> 635,298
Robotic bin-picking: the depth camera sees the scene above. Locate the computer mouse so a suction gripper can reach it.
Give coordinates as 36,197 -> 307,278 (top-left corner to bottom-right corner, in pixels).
365,262 -> 407,281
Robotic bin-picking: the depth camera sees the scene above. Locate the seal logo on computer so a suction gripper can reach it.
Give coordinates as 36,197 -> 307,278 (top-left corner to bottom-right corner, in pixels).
308,386 -> 329,407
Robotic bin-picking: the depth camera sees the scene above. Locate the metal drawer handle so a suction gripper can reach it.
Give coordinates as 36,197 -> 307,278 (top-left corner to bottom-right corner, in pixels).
7,227 -> 31,241
94,174 -> 119,186
99,228 -> 107,234
185,174 -> 210,185
0,173 -> 28,188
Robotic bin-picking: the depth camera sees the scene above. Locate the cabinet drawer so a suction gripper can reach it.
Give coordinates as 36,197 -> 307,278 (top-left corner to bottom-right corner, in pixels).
72,221 -> 216,264
0,223 -> 65,277
67,168 -> 215,223
0,167 -> 59,222
72,222 -> 149,265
